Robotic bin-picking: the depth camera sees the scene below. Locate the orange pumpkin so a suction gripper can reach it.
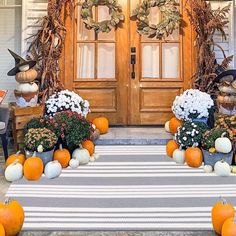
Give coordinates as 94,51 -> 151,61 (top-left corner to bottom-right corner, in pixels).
53,145 -> 71,168
185,147 -> 203,168
222,216 -> 236,236
166,140 -> 179,158
6,151 -> 26,167
15,68 -> 37,83
169,117 -> 183,134
23,154 -> 44,181
93,117 -> 109,134
212,198 -> 235,235
0,224 -> 5,236
82,140 -> 95,156
0,199 -> 24,236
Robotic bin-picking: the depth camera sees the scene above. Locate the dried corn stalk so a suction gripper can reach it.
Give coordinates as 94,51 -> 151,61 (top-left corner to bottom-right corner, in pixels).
27,0 -> 75,103
186,0 -> 233,96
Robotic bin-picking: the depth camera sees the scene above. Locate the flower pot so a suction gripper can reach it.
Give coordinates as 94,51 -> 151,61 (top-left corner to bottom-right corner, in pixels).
25,149 -> 55,166
14,90 -> 38,107
192,117 -> 208,124
202,148 -> 233,167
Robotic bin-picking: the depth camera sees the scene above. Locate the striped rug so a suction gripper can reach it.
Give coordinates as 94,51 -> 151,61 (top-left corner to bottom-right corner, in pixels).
5,145 -> 236,231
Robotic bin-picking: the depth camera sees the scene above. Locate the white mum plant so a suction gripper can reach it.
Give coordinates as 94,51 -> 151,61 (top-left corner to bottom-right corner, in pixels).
172,89 -> 214,121
46,90 -> 90,117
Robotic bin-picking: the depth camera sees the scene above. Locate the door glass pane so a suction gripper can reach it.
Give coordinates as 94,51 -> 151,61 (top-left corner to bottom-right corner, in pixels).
77,6 -> 95,40
142,43 -> 160,78
97,43 -> 115,78
77,43 -> 95,78
0,0 -> 4,5
162,43 -> 179,78
166,29 -> 179,41
148,6 -> 160,24
7,0 -> 21,5
98,6 -> 115,40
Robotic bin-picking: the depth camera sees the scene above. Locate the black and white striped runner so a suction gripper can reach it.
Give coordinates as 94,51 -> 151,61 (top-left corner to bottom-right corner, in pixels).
5,145 -> 236,231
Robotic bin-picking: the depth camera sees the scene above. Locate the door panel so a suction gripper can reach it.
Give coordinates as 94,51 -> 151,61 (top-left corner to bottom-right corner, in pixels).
61,0 -> 193,125
129,0 -> 193,124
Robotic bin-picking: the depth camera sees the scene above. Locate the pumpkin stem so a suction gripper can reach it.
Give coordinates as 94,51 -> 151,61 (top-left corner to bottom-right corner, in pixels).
12,159 -> 19,165
16,151 -> 21,155
221,132 -> 227,138
4,198 -> 10,204
33,151 -> 36,157
59,144 -> 63,150
220,196 -> 227,205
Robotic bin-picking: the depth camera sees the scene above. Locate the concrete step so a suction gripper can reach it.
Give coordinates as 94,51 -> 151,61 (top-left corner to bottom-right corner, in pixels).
94,127 -> 172,145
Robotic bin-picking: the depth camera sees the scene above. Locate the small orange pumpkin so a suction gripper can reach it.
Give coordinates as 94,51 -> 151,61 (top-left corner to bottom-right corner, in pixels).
0,224 -> 5,236
169,117 -> 183,134
93,117 -> 109,134
212,197 -> 235,235
166,140 -> 179,158
23,153 -> 44,181
53,144 -> 71,168
82,140 -> 95,155
222,216 -> 236,236
6,151 -> 26,167
0,199 -> 24,236
15,69 -> 37,83
185,147 -> 203,168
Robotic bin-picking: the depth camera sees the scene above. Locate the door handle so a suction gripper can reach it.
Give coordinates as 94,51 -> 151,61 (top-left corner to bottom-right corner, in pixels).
131,54 -> 136,80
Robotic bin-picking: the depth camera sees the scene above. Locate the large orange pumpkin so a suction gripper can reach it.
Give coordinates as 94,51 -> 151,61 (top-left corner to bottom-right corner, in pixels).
185,147 -> 203,168
222,216 -> 236,236
0,199 -> 24,236
166,140 -> 179,158
0,224 -> 5,236
93,117 -> 109,134
82,140 -> 95,155
6,151 -> 26,167
169,117 -> 183,134
53,144 -> 71,168
23,155 -> 44,181
212,198 -> 235,235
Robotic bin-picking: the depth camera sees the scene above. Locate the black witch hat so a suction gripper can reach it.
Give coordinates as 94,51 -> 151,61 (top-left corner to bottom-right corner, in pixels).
7,49 -> 36,76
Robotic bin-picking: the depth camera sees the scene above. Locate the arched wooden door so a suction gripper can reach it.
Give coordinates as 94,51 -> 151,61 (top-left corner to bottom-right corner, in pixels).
61,0 -> 194,125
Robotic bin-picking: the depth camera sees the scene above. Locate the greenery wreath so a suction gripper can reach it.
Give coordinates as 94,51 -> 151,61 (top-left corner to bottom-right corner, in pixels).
81,0 -> 124,33
132,0 -> 181,39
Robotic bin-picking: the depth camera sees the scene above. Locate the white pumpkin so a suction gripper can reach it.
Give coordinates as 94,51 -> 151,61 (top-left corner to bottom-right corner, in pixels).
69,158 -> 80,169
203,165 -> 213,173
172,149 -> 185,164
5,160 -> 23,182
19,64 -> 30,72
165,121 -> 170,133
44,160 -> 62,179
17,82 -> 38,93
72,148 -> 90,165
214,160 -> 231,177
215,133 -> 232,154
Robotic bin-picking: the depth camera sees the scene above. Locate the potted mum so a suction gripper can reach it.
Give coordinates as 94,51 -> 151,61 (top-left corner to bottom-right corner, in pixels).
45,90 -> 90,117
175,121 -> 208,148
24,128 -> 57,165
172,89 -> 214,123
201,128 -> 233,167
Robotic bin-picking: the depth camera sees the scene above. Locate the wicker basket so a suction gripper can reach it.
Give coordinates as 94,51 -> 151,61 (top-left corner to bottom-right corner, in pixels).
202,149 -> 234,167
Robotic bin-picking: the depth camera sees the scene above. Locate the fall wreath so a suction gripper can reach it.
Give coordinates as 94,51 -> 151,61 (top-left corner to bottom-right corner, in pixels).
132,0 -> 180,39
81,0 -> 124,33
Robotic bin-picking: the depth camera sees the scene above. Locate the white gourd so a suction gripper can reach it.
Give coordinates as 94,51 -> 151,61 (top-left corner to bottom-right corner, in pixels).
44,161 -> 62,179
69,158 -> 80,169
172,149 -> 185,164
215,133 -> 232,154
17,83 -> 38,93
203,165 -> 213,173
5,160 -> 23,182
214,160 -> 231,177
165,121 -> 170,133
72,148 -> 90,165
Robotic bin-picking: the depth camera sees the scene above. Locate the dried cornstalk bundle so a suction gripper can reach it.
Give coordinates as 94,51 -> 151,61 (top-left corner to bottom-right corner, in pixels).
185,0 -> 233,96
27,0 -> 75,103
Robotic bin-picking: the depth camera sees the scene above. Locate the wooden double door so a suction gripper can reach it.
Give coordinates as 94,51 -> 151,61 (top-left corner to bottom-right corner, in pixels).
62,0 -> 194,125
